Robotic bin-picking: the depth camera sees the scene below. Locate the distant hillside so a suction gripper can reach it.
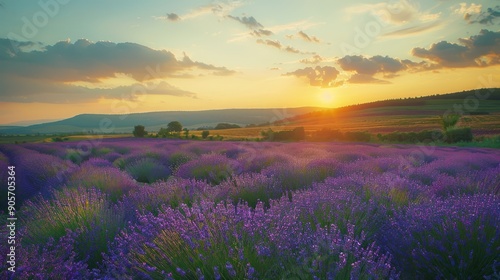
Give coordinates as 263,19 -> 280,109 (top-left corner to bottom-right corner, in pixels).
280,88 -> 500,123
0,107 -> 323,135
276,88 -> 500,136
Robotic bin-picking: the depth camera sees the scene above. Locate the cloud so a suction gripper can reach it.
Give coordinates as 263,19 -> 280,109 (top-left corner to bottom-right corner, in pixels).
338,55 -> 413,75
157,1 -> 242,22
453,3 -> 482,21
296,31 -> 320,43
256,39 -> 281,49
348,74 -> 391,84
346,0 -> 440,26
337,55 -> 417,83
454,4 -> 499,25
473,6 -> 500,25
285,66 -> 340,87
0,38 -> 237,103
256,39 -> 306,54
0,75 -> 197,104
228,15 -> 263,29
381,21 -> 442,38
166,13 -> 181,21
300,54 -> 323,64
251,29 -> 273,37
0,38 -> 234,83
411,29 -> 500,68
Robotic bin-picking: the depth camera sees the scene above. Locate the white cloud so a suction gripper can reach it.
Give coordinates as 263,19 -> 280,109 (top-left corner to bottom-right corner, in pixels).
346,0 -> 440,25
156,1 -> 243,21
453,3 -> 482,17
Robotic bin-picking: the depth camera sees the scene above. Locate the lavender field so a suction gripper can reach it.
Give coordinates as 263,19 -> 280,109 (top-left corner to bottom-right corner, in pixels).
1,138 -> 499,279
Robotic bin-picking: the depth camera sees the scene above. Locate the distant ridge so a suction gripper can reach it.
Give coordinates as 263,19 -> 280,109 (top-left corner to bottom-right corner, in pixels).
0,107 -> 323,135
277,88 -> 500,124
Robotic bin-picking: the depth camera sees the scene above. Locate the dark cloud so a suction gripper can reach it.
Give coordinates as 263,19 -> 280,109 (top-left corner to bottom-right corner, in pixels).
0,38 -> 237,103
476,6 -> 500,24
0,75 -> 197,104
411,29 -> 500,68
284,46 -> 301,54
285,66 -> 340,87
470,6 -> 500,25
228,15 -> 263,29
0,38 -> 234,83
256,39 -> 281,49
251,29 -> 273,37
297,31 -> 320,43
338,55 -> 414,76
256,39 -> 305,54
166,13 -> 181,21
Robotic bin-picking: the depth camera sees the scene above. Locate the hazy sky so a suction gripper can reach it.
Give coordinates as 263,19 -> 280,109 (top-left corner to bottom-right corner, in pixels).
0,0 -> 499,125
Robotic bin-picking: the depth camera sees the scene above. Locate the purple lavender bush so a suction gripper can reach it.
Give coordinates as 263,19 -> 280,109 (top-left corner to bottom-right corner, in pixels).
175,153 -> 241,185
124,158 -> 171,183
21,187 -> 126,268
125,178 -> 211,216
380,194 -> 500,279
0,231 -> 93,280
105,199 -> 398,279
216,173 -> 282,208
66,164 -> 137,201
2,139 -> 499,279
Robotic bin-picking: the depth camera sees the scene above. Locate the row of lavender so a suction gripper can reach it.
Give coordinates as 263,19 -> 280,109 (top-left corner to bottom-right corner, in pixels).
1,138 -> 499,279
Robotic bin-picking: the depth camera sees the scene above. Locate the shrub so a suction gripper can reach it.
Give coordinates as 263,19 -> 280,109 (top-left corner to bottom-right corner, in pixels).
445,127 -> 473,143
133,125 -> 147,137
175,154 -> 241,185
344,131 -> 371,142
0,232 -> 92,279
168,152 -> 192,170
380,194 -> 500,279
125,178 -> 211,216
21,188 -> 126,268
66,165 -> 137,201
65,148 -> 89,164
104,201 -> 398,279
217,173 -> 282,208
124,158 -> 171,183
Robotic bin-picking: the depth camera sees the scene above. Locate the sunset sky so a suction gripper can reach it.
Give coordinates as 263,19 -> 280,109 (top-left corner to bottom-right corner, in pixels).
0,0 -> 499,125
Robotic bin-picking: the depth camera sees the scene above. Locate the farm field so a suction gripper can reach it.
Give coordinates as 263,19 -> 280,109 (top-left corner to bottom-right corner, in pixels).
1,138 -> 499,279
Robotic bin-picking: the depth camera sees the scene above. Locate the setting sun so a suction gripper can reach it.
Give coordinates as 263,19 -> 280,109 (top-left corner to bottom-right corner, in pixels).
320,91 -> 334,105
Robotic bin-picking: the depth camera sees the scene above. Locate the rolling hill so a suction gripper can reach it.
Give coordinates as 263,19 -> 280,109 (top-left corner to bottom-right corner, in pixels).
275,88 -> 500,137
0,107 -> 323,135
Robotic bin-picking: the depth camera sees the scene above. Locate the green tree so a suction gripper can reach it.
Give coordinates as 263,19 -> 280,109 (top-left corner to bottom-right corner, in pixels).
183,128 -> 189,139
202,130 -> 210,139
167,121 -> 183,133
157,128 -> 169,138
133,125 -> 147,138
441,114 -> 461,131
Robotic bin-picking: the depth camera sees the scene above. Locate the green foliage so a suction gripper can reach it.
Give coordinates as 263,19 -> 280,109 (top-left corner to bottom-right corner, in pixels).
202,130 -> 210,139
214,123 -> 241,130
22,188 -> 126,268
262,127 -> 305,141
65,148 -> 88,164
344,131 -> 371,142
441,114 -> 461,130
125,158 -> 171,183
168,152 -> 192,170
133,125 -> 147,138
167,121 -> 183,133
445,127 -> 473,143
378,130 -> 444,143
